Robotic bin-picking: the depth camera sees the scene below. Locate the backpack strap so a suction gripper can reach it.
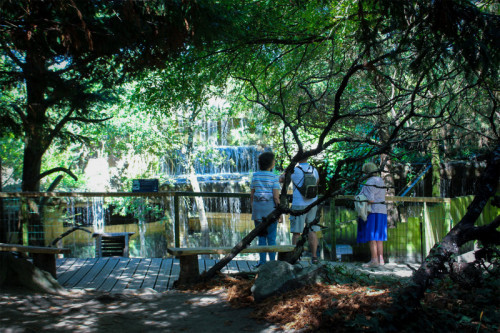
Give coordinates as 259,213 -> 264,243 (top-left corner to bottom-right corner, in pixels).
292,165 -> 315,190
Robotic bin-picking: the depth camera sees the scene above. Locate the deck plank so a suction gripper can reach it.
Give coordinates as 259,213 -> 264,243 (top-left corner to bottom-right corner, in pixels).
56,258 -> 76,276
154,258 -> 173,292
111,258 -> 141,292
64,258 -> 99,288
227,259 -> 239,274
86,257 -> 120,290
128,258 -> 152,289
198,259 -> 206,274
99,258 -> 130,292
78,257 -> 110,289
58,258 -> 87,286
246,260 -> 258,271
166,259 -> 180,290
58,258 -> 262,291
55,258 -> 67,274
235,260 -> 251,272
204,259 -> 217,272
141,258 -> 162,290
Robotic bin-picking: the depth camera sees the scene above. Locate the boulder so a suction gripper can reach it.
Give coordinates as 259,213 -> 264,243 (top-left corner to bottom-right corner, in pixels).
456,250 -> 476,263
251,260 -> 326,302
0,252 -> 67,295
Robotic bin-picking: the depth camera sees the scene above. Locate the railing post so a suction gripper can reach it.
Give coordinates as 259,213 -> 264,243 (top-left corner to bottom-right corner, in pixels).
174,193 -> 180,248
444,199 -> 452,232
421,201 -> 427,262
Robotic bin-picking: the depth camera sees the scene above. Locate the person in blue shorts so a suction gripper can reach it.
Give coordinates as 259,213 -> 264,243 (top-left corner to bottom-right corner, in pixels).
250,151 -> 281,267
357,162 -> 388,267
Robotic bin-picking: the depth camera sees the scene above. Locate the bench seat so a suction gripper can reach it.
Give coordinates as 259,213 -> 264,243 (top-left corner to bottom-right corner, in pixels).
167,245 -> 295,256
167,245 -> 296,285
0,243 -> 70,278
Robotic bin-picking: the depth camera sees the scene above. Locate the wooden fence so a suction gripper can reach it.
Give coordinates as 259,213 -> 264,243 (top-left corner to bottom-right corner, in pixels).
329,195 -> 500,263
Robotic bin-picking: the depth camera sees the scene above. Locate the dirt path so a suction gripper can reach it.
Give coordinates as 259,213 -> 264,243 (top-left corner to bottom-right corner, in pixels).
0,288 -> 285,333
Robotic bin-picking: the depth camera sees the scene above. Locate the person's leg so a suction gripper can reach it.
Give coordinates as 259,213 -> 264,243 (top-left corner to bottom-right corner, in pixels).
305,206 -> 319,261
255,220 -> 267,264
257,235 -> 267,264
369,240 -> 378,263
290,206 -> 306,246
266,221 -> 278,261
376,241 -> 384,264
308,231 -> 318,260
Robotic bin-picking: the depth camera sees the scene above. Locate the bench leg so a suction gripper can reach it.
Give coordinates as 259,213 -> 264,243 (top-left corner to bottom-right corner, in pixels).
177,255 -> 200,285
32,253 -> 57,279
278,251 -> 293,262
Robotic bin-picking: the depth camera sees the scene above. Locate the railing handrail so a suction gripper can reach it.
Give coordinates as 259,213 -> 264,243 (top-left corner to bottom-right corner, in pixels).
0,191 -> 249,198
0,191 -> 460,203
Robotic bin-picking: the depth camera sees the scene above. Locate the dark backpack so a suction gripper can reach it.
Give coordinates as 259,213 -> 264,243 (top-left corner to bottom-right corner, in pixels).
293,166 -> 318,199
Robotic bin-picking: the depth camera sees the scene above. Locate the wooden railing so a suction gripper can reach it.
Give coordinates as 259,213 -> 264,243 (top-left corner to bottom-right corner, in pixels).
0,191 -> 251,248
1,192 -> 497,263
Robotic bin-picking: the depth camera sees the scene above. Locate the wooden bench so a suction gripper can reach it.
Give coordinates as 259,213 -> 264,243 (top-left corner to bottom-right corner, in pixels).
167,245 -> 296,284
0,243 -> 70,278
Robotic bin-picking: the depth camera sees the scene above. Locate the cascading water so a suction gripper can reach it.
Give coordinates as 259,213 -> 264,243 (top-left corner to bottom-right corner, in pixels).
163,117 -> 291,254
60,117 -> 285,258
91,197 -> 105,234
137,203 -> 147,258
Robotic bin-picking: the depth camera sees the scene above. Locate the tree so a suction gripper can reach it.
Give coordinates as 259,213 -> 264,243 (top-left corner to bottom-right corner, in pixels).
0,0 -> 229,244
132,53 -> 238,248
200,0 -> 499,297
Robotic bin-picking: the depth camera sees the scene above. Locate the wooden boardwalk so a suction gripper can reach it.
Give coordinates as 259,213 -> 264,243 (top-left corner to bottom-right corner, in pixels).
56,257 -> 258,292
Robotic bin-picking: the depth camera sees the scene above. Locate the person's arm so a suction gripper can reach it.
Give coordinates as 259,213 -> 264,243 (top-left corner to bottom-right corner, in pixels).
250,188 -> 255,207
272,188 -> 280,206
360,178 -> 376,203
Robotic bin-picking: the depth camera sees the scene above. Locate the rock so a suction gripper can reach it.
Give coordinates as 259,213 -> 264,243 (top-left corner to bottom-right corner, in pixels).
0,252 -> 67,295
251,261 -> 327,302
456,250 -> 476,263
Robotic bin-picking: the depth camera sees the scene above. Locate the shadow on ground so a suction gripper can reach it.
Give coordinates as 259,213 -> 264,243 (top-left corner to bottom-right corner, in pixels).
0,288 -> 282,333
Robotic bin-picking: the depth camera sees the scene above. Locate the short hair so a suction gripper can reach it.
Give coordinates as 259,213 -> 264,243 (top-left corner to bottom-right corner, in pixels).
362,162 -> 378,174
258,151 -> 275,171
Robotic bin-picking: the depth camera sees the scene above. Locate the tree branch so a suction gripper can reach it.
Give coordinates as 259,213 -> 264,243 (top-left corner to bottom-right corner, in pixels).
37,168 -> 78,182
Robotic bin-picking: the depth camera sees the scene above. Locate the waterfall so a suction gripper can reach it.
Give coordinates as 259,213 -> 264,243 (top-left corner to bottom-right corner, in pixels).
91,197 -> 105,234
138,203 -> 147,257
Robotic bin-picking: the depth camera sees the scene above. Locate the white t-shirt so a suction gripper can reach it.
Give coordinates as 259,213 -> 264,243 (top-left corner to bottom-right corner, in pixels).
291,163 -> 319,206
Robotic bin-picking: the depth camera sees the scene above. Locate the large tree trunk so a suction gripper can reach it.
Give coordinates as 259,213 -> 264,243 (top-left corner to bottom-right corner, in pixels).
21,48 -> 49,246
380,153 -> 397,228
395,144 -> 500,313
375,71 -> 397,227
430,126 -> 442,197
0,157 -> 5,243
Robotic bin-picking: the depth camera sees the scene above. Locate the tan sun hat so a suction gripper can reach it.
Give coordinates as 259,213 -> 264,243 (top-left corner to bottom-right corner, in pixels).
362,162 -> 378,174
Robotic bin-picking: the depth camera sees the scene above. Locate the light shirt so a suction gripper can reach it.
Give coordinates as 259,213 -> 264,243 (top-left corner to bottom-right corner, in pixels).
359,176 -> 387,214
250,171 -> 281,202
291,163 -> 319,206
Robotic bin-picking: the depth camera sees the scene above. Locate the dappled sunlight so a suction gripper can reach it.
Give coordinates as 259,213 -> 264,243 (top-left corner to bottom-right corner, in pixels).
0,288 -> 278,332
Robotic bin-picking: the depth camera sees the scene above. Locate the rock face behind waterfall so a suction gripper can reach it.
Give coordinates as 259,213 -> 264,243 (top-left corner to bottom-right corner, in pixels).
251,261 -> 327,302
0,252 -> 67,294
